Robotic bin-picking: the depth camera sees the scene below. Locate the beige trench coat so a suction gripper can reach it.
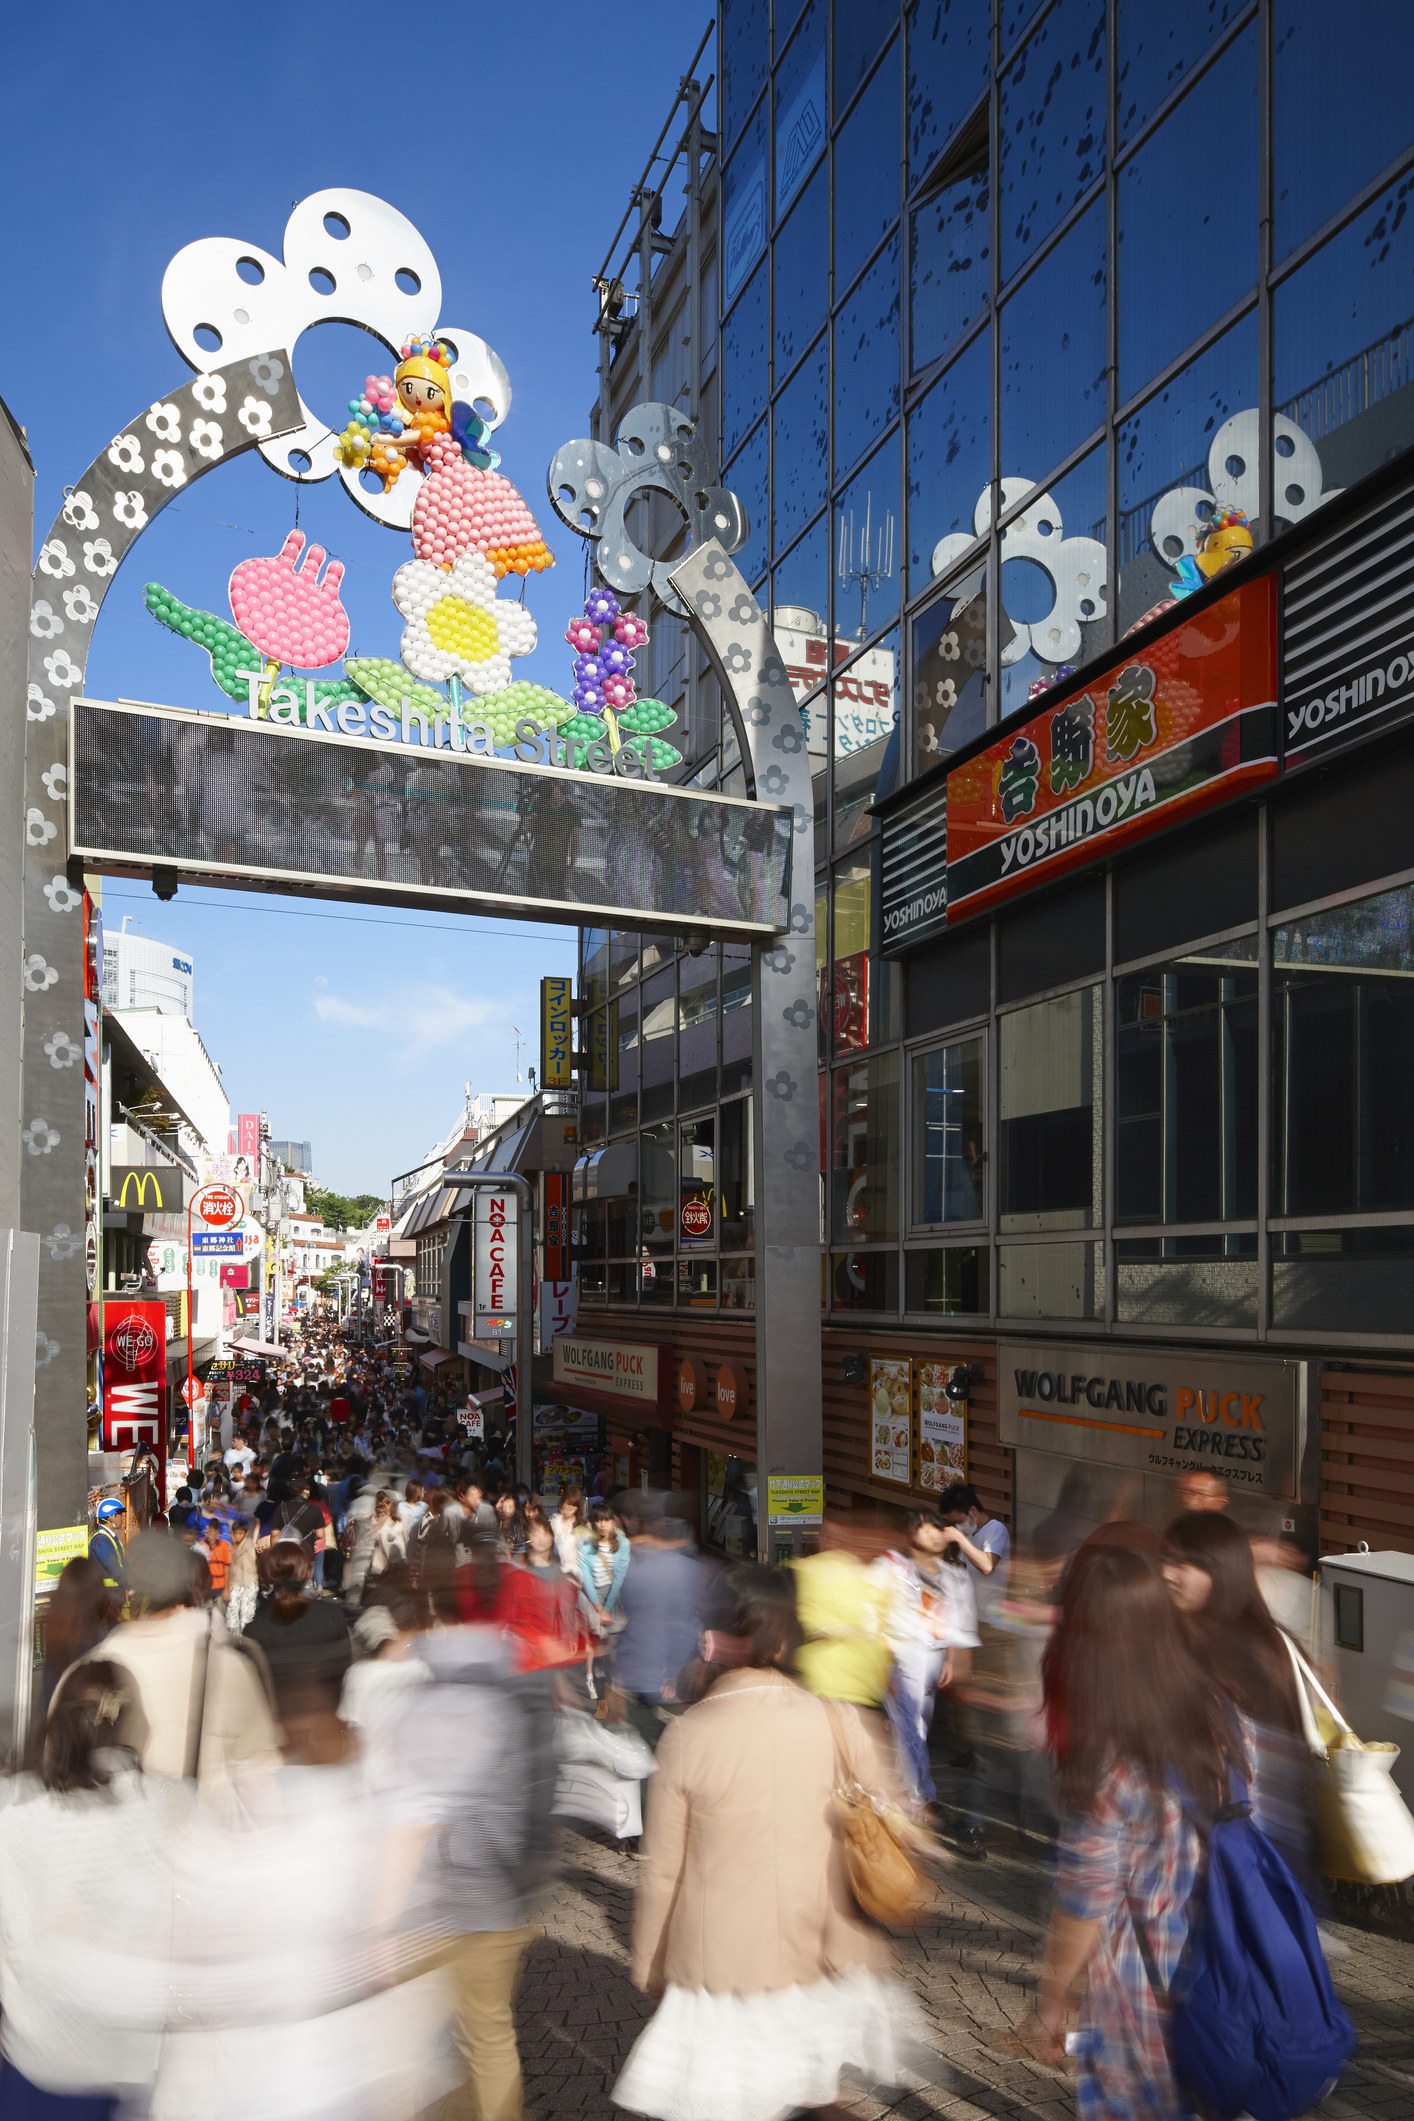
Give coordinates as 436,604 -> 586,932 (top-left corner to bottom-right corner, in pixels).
631,1666 -> 892,1996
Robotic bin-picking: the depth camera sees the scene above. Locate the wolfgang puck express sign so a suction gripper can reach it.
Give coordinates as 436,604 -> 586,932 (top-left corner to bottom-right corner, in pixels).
946,578 -> 1278,920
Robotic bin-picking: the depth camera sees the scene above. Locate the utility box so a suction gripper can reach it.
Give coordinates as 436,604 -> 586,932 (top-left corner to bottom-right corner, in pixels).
1317,1549 -> 1414,1812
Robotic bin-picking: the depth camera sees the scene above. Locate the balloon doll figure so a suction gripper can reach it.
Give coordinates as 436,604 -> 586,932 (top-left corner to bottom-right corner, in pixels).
335,338 -> 499,493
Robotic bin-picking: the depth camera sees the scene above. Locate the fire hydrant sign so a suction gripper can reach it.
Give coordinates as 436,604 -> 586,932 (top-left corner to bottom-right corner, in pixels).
474,1190 -> 516,1330
194,1184 -> 243,1228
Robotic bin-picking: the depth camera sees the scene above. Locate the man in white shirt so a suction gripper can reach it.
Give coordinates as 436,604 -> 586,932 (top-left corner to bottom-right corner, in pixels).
224,1433 -> 256,1480
866,1506 -> 996,1817
941,1483 -> 1010,1618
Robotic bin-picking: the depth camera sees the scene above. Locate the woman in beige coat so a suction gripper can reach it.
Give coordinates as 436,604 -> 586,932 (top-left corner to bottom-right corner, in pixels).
614,1566 -> 925,2121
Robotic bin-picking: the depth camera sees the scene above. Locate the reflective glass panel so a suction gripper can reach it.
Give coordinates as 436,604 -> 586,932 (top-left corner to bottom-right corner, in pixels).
999,0 -> 1106,280
998,1241 -> 1105,1318
836,0 -> 893,115
723,104 -> 769,306
1115,311 -> 1258,636
997,444 -> 1109,721
908,0 -> 990,194
1115,960 -> 1258,1223
835,436 -> 902,639
774,161 -> 828,379
912,566 -> 989,775
907,329 -> 990,593
999,986 -> 1103,1231
1274,3 -> 1412,258
830,1249 -> 900,1311
581,926 -> 609,1008
1116,1234 -> 1258,1330
833,625 -> 899,842
722,261 -> 769,459
722,0 -> 768,151
679,1114 -> 716,1254
910,147 -> 990,374
719,1095 -> 755,1246
727,419 -> 769,588
831,858 -> 872,1056
832,1053 -> 901,1242
1272,1228 -> 1414,1335
721,944 -> 753,1093
835,41 -> 902,295
834,234 -> 902,479
1117,0 -> 1244,145
1117,25 -> 1258,401
912,1033 -> 986,1224
1273,882 -> 1414,1216
775,0 -> 828,218
774,516 -> 831,763
905,1246 -> 990,1314
639,1121 -> 675,1256
679,946 -> 719,1108
774,336 -> 829,553
610,993 -> 639,1134
1273,174 -> 1414,535
1000,199 -> 1107,495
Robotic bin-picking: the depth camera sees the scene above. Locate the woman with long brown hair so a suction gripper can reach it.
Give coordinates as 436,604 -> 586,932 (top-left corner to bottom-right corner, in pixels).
1161,1509 -> 1315,1897
1032,1530 -> 1245,2118
39,1558 -> 115,1714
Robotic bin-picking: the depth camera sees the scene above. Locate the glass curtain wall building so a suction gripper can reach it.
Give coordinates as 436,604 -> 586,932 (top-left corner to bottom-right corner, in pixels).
573,2 -> 1414,1555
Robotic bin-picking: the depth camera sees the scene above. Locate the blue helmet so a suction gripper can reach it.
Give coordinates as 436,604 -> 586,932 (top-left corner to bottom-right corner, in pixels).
95,1498 -> 125,1524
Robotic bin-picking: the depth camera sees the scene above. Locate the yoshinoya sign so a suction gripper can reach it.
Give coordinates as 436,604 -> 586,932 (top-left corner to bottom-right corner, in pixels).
1282,480 -> 1414,768
946,578 -> 1278,921
551,1334 -> 663,1409
998,1342 -> 1305,1498
881,782 -> 947,956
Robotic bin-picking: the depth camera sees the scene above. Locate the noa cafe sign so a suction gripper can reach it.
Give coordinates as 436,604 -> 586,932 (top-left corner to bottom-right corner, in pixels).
997,1343 -> 1303,1498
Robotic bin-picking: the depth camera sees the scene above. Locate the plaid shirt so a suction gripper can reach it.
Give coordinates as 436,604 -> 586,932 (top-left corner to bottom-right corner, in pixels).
1054,1759 -> 1201,2121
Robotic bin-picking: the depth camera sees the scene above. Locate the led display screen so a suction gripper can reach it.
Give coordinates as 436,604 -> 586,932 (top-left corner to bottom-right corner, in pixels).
70,703 -> 792,935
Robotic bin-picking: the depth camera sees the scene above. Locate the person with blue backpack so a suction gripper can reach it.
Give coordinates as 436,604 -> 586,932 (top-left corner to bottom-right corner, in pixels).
1028,1528 -> 1354,2121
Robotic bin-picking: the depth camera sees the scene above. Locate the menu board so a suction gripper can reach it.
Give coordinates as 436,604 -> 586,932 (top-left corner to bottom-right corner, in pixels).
918,1361 -> 966,1491
870,1358 -> 912,1484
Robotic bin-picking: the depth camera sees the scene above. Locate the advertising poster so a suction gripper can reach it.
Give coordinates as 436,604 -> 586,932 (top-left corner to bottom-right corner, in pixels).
766,1474 -> 824,1527
101,1299 -> 166,1488
37,1525 -> 89,1594
870,1357 -> 912,1484
917,1362 -> 966,1492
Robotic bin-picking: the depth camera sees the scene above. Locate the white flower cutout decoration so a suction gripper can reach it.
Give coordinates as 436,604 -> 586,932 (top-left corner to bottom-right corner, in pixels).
146,401 -> 181,443
62,584 -> 98,625
30,600 -> 63,640
26,808 -> 56,847
192,372 -> 227,413
23,955 -> 58,991
44,1226 -> 79,1261
112,491 -> 147,530
43,876 -> 80,914
237,396 -> 272,439
44,1031 -> 79,1069
151,449 -> 186,489
189,419 -> 223,460
83,539 -> 116,577
108,433 -> 143,475
43,648 -> 82,689
38,540 -> 74,580
26,685 -> 55,723
62,491 -> 98,531
392,551 -> 537,694
22,1118 -> 60,1156
41,764 -> 67,802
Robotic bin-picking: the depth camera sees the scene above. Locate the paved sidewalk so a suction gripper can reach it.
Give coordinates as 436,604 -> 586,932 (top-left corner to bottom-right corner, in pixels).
521,1825 -> 1414,2121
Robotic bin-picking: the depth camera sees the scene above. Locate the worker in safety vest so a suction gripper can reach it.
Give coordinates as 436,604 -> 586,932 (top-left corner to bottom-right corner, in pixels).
89,1497 -> 128,1601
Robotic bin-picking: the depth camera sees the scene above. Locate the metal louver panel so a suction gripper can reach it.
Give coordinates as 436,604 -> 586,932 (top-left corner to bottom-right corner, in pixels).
1283,480 -> 1414,766
881,782 -> 949,954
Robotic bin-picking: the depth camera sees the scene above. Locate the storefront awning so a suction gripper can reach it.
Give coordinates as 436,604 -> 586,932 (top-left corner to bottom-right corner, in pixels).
469,1387 -> 504,1408
419,1347 -> 458,1371
573,1143 -> 639,1202
227,1335 -> 295,1362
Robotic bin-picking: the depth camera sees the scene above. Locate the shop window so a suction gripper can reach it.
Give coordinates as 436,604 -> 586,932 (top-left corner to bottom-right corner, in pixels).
580,1094 -> 606,1148
1117,0 -> 1244,145
721,946 -> 754,1094
907,0 -> 990,197
707,1453 -> 758,1555
1271,746 -> 1414,917
830,858 -> 873,1055
907,332 -> 989,598
1273,174 -> 1414,532
1114,814 -> 1257,965
720,1097 -> 755,1248
639,1122 -> 676,1258
1115,311 -> 1257,638
1272,1228 -> 1414,1336
830,1248 -> 901,1311
723,108 -> 768,310
1116,961 -> 1258,1224
727,421 -> 769,589
998,1240 -> 1105,1317
911,566 -> 989,778
609,993 -> 639,1133
775,163 -> 828,380
1273,881 -> 1414,1216
999,986 -> 1103,1230
722,0 -> 768,153
578,1261 -> 608,1306
606,1147 -> 639,1257
997,876 -> 1105,1003
834,237 -> 901,483
831,1051 -> 901,1241
912,1033 -> 986,1226
999,0 -> 1106,281
678,1258 -> 718,1307
723,265 -> 767,459
606,1262 -> 638,1304
680,1114 -> 716,1252
1001,200 -> 1107,502
906,923 -> 991,1038
910,114 -> 990,376
1274,4 -> 1409,258
835,38 -> 901,291
905,1245 -> 990,1314
1116,1234 -> 1257,1329
996,445 -> 1109,720
721,1255 -> 757,1309
774,337 -> 829,554
1117,27 -> 1258,401
679,948 -> 719,1111
776,0 -> 827,219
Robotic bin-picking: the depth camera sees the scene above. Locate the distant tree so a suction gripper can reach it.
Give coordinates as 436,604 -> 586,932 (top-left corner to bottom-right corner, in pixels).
305,1186 -> 386,1231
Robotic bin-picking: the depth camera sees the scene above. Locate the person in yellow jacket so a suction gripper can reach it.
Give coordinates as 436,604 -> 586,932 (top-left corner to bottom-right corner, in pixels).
791,1517 -> 893,1710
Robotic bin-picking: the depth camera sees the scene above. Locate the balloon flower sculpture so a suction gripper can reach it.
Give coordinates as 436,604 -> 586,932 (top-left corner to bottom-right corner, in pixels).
557,588 -> 678,767
228,530 -> 349,710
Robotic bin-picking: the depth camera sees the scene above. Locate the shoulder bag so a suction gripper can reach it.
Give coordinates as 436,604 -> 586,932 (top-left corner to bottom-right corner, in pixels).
821,1698 -> 934,1930
1283,1633 -> 1414,1886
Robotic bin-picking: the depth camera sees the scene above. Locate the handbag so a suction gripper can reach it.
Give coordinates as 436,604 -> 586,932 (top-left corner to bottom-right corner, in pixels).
821,1699 -> 934,1930
1283,1634 -> 1414,1886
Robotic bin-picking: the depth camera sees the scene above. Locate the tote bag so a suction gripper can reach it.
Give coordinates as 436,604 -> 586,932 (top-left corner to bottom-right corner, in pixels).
1284,1635 -> 1414,1885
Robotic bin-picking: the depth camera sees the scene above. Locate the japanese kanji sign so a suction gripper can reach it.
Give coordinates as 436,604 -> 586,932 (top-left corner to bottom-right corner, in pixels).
945,577 -> 1278,921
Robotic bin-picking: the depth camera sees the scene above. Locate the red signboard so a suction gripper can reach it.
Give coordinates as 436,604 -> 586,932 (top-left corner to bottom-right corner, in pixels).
543,1171 -> 569,1283
238,1113 -> 261,1162
945,577 -> 1278,921
194,1184 -> 242,1228
102,1298 -> 166,1485
219,1261 -> 250,1289
680,1196 -> 713,1240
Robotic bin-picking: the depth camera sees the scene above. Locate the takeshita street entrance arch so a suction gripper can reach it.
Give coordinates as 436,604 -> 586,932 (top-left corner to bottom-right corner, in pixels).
25,188 -> 823,1543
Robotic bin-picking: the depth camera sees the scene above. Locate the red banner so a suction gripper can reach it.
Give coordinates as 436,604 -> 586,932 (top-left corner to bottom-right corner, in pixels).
945,576 -> 1278,920
102,1299 -> 166,1483
544,1172 -> 569,1283
238,1112 -> 260,1163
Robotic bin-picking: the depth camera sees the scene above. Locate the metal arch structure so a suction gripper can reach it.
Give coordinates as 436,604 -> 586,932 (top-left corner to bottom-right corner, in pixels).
22,352 -> 304,1521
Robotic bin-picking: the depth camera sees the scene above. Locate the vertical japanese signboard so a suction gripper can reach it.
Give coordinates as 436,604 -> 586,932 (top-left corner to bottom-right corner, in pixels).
540,976 -> 573,1089
102,1299 -> 167,1485
543,1171 -> 570,1281
474,1189 -> 516,1332
237,1113 -> 261,1164
870,1357 -> 912,1485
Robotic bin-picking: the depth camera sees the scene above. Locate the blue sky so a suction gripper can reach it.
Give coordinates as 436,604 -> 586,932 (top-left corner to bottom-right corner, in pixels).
2,1 -> 710,1193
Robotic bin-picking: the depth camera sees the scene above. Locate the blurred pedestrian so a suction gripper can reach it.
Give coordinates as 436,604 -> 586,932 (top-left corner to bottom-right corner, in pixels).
245,1539 -> 353,1757
552,1489 -> 588,1576
613,1498 -> 708,1751
1030,1531 -> 1245,2116
39,1558 -> 115,1715
226,1518 -> 258,1635
615,1565 -> 924,2121
868,1508 -> 996,1824
367,1490 -> 407,1585
578,1502 -> 630,1708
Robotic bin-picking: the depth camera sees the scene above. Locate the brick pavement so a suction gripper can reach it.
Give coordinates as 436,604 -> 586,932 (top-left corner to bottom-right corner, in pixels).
520,1823 -> 1414,2121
